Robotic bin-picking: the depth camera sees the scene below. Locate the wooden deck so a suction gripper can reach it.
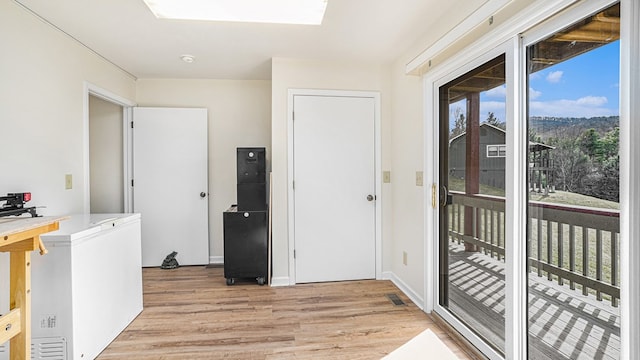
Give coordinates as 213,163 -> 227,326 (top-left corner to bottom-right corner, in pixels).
96,266 -> 474,360
447,243 -> 620,360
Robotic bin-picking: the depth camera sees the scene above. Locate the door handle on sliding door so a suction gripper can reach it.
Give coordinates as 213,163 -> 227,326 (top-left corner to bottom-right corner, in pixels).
440,185 -> 452,207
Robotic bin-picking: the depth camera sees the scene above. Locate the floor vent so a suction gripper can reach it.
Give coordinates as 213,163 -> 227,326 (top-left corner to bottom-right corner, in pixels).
386,293 -> 407,306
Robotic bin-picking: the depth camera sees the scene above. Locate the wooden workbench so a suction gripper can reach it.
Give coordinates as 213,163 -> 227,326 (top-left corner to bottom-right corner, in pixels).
0,216 -> 65,360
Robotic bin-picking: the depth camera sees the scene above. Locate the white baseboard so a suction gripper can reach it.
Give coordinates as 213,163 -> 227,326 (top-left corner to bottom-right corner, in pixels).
270,277 -> 291,287
382,271 -> 425,311
209,256 -> 223,265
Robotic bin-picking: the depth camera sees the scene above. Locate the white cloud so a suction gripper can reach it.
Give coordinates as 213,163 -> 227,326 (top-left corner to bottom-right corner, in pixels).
480,101 -> 506,123
576,96 -> 608,106
530,96 -> 616,118
529,88 -> 542,100
485,85 -> 506,98
481,101 -> 506,111
546,70 -> 563,83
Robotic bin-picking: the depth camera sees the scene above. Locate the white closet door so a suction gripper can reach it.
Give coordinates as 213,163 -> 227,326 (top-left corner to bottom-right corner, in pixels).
133,107 -> 209,266
294,95 -> 376,283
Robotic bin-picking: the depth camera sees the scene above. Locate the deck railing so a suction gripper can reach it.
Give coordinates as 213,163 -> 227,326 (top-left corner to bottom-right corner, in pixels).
448,191 -> 620,306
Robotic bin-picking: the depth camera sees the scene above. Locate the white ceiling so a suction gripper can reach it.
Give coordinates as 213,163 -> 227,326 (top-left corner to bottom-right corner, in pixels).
15,0 -> 477,80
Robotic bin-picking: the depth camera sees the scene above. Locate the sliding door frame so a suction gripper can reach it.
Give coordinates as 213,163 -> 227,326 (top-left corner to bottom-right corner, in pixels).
425,38 -> 518,360
619,0 -> 640,357
423,0 -> 638,359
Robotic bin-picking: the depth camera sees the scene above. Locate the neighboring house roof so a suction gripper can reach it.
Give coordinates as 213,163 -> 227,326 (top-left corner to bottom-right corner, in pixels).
449,122 -> 555,150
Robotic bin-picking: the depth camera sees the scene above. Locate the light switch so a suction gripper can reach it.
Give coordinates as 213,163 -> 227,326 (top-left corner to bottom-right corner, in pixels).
403,251 -> 408,266
65,174 -> 73,190
416,171 -> 423,187
383,171 -> 391,183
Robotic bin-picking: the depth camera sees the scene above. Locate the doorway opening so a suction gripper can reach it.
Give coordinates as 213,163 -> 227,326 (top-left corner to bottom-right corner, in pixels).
83,82 -> 135,214
89,95 -> 124,213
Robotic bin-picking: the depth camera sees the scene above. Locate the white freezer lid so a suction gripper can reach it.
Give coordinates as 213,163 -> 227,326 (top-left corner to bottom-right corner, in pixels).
40,213 -> 141,243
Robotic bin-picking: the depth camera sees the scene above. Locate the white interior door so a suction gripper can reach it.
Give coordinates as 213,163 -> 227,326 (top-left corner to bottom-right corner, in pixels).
133,107 -> 209,266
293,94 -> 376,283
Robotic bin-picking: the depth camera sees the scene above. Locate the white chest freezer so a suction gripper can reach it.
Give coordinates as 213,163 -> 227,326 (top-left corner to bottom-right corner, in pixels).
0,213 -> 143,360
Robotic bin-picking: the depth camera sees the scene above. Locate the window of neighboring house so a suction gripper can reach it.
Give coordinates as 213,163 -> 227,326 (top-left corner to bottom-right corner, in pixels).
486,144 -> 506,157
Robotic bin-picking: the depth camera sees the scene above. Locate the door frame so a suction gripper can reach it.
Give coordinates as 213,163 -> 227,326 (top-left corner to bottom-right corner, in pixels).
83,82 -> 136,214
287,89 -> 382,285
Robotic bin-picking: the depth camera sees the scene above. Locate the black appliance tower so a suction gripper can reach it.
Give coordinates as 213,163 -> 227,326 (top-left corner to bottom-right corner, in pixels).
223,147 -> 268,285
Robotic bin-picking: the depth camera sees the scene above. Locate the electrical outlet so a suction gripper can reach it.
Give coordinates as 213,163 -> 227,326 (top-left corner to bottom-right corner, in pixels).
383,171 -> 391,183
416,171 -> 424,187
403,251 -> 408,266
65,174 -> 73,190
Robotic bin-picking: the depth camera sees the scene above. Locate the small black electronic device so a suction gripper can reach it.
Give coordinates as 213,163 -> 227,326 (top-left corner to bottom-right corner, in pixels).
0,192 -> 39,218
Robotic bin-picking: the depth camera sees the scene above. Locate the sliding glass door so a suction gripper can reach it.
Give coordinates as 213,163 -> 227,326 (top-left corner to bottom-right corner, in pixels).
526,3 -> 620,359
439,54 -> 507,356
433,2 -> 622,359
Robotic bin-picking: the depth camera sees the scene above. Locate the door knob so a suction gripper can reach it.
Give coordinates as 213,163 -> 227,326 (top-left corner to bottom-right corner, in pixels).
367,194 -> 375,202
200,192 -> 207,198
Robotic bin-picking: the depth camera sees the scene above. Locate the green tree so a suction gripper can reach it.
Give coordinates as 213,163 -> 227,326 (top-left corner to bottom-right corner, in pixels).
485,111 -> 505,129
579,128 -> 600,159
549,136 -> 590,193
598,127 -> 619,161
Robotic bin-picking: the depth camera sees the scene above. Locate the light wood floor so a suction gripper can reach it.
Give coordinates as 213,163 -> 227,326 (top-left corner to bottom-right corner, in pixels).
97,266 -> 473,360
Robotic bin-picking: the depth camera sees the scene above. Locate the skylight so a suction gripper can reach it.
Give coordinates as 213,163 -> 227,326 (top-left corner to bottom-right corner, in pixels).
142,0 -> 328,25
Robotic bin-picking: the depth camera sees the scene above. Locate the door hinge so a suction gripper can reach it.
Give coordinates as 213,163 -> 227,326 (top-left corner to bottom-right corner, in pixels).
293,180 -> 295,190
292,111 -> 295,121
431,184 -> 436,209
131,121 -> 134,129
294,250 -> 296,259
131,179 -> 134,187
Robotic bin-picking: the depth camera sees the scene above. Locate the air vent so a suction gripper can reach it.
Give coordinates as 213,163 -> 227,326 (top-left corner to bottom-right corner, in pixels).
0,337 -> 66,360
386,293 -> 407,306
33,337 -> 66,360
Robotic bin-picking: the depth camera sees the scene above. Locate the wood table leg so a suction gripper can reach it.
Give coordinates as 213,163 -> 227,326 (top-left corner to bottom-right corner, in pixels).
9,250 -> 31,360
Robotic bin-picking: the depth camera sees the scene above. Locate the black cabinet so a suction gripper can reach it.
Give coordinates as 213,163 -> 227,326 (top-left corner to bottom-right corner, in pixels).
236,147 -> 267,211
237,147 -> 266,184
223,206 -> 267,285
223,147 -> 268,285
237,183 -> 267,211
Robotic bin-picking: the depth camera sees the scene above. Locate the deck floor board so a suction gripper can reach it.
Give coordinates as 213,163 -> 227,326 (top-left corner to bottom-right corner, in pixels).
446,243 -> 620,360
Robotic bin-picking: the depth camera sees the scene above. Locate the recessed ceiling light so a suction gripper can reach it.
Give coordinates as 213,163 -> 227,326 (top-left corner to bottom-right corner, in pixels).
143,0 -> 328,25
181,54 -> 195,63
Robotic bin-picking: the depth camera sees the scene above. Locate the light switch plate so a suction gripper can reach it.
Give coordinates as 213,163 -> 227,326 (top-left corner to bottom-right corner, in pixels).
383,171 -> 391,183
65,174 -> 73,190
416,171 -> 424,187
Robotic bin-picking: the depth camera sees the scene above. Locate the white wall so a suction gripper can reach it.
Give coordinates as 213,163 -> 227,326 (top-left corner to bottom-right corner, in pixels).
89,95 -> 124,213
0,0 -> 136,216
388,61 -> 425,297
135,79 -> 272,262
386,0 -> 534,306
270,58 -> 392,283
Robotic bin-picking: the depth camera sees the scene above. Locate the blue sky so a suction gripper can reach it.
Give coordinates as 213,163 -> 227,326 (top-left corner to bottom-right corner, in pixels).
471,40 -> 620,125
